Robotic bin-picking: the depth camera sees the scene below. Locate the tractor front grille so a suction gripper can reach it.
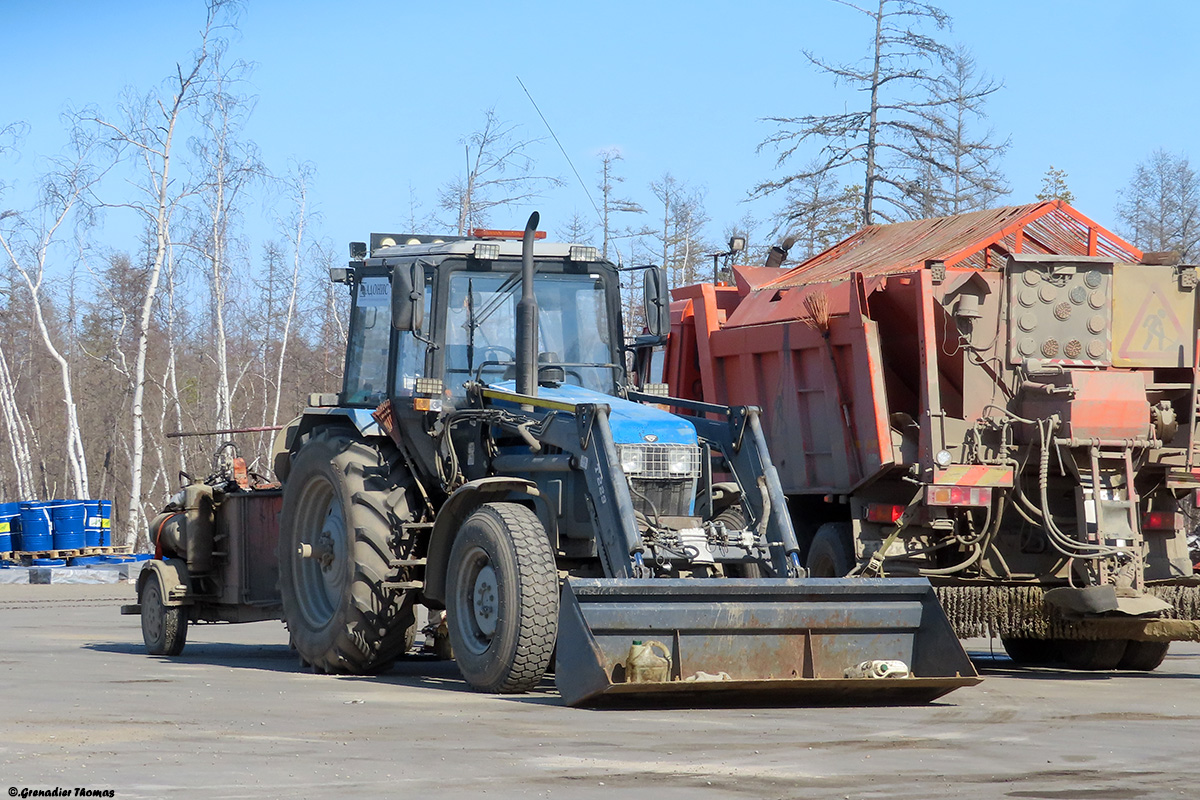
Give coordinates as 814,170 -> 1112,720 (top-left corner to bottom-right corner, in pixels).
629,478 -> 694,518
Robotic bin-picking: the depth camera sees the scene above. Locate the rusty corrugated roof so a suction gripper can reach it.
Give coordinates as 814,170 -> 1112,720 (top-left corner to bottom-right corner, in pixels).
764,201 -> 1143,289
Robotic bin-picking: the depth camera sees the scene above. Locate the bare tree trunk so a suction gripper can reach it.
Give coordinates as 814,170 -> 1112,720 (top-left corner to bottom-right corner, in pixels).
0,162 -> 95,499
0,348 -> 35,498
270,167 -> 308,429
863,0 -> 884,225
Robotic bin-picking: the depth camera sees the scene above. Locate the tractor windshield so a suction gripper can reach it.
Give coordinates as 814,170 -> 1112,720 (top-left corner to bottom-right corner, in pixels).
444,269 -> 614,393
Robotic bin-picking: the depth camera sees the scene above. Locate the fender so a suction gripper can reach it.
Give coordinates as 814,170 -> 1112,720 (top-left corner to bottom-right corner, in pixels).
421,476 -> 541,607
137,558 -> 193,607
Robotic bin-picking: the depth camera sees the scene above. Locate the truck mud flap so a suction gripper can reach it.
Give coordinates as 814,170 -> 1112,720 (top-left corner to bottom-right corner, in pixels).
555,578 -> 980,707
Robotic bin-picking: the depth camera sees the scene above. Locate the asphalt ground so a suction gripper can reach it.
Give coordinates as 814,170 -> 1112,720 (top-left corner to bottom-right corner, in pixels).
2,583 -> 1198,799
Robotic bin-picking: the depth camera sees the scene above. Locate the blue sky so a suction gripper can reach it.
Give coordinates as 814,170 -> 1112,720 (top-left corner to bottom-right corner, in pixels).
1,0 -> 1194,265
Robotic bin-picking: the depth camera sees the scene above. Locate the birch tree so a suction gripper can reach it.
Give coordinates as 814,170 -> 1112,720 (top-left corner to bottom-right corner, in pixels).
598,149 -> 644,260
88,0 -> 228,544
191,43 -> 260,431
269,162 -> 312,430
0,132 -> 102,499
438,108 -> 562,234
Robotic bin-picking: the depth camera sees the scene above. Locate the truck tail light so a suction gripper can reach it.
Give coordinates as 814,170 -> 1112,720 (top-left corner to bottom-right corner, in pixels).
925,486 -> 993,507
1142,511 -> 1177,532
865,503 -> 906,524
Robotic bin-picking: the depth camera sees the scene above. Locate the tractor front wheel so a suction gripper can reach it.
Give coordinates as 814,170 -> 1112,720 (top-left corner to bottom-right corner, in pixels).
446,503 -> 558,694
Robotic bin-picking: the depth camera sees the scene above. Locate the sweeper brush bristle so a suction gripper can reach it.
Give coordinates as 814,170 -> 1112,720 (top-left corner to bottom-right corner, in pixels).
802,291 -> 831,334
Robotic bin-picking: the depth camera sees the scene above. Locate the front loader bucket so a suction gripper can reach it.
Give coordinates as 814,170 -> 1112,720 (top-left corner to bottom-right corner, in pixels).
555,578 -> 980,707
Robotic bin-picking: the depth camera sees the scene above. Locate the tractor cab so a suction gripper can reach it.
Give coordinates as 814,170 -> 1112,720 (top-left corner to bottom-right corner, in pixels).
338,231 -> 628,408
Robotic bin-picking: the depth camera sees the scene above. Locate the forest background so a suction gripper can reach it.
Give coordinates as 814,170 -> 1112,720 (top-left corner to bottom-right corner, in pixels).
3,0 -> 1197,545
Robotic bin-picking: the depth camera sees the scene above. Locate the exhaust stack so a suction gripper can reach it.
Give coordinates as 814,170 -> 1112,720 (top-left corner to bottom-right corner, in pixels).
516,211 -> 540,397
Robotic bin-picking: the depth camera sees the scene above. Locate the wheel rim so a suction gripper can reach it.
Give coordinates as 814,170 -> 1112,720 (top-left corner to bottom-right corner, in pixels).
294,478 -> 347,629
454,545 -> 499,656
143,582 -> 164,645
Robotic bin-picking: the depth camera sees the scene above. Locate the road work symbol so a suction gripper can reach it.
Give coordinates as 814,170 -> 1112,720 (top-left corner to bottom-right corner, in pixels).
1142,308 -> 1173,351
1115,280 -> 1190,366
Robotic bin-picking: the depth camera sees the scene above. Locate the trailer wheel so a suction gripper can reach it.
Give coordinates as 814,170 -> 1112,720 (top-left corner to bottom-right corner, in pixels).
141,574 -> 187,656
1000,636 -> 1060,665
278,429 -> 416,674
1117,640 -> 1169,671
807,522 -> 855,577
446,502 -> 557,694
1061,638 -> 1128,671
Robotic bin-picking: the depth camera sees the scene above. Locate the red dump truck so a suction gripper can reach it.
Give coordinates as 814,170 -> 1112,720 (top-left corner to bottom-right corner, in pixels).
658,201 -> 1200,670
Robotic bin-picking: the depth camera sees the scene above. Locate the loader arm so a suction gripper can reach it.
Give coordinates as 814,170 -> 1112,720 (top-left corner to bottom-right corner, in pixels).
628,391 -> 803,576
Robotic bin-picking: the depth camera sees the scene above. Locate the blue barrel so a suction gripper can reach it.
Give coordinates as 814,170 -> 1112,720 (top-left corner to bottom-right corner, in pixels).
50,501 -> 86,550
0,501 -> 19,552
17,502 -> 53,552
99,499 -> 113,546
83,500 -> 103,547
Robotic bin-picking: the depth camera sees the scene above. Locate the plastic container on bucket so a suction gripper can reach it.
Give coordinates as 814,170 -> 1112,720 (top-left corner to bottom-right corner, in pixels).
50,501 -> 86,551
83,500 -> 103,547
17,502 -> 53,552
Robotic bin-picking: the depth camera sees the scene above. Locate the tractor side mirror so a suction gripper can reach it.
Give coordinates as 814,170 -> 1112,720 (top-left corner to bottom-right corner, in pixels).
643,266 -> 669,338
391,262 -> 425,332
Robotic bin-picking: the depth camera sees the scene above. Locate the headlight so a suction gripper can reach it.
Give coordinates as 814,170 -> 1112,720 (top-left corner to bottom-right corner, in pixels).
619,446 -> 645,475
667,448 -> 694,474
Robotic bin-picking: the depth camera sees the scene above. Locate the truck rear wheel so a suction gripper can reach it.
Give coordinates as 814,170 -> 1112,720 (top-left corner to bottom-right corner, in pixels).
141,573 -> 187,656
1061,638 -> 1128,671
446,502 -> 557,694
1001,636 -> 1060,665
807,522 -> 855,577
1117,640 -> 1169,671
278,429 -> 415,674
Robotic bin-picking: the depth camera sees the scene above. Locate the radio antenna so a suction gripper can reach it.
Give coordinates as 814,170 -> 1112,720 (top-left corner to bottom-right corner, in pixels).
516,75 -> 601,224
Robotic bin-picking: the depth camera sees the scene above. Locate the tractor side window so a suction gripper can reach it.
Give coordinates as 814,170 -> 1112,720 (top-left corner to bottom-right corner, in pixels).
394,275 -> 433,395
344,277 -> 392,405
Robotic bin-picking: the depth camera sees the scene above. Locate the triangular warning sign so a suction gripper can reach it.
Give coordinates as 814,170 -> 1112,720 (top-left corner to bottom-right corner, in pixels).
1116,285 -> 1186,360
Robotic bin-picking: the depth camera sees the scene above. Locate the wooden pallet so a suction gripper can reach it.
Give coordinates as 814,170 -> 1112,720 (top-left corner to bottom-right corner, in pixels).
14,545 -> 135,563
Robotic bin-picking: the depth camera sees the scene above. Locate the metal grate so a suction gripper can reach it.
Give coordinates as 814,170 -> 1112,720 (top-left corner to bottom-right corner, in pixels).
618,443 -> 702,480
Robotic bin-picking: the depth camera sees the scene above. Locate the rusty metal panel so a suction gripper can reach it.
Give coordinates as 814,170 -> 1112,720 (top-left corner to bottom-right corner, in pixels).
754,202 -> 1141,292
1006,257 -> 1113,365
1112,264 -> 1196,367
215,490 -> 282,606
1020,371 -> 1150,441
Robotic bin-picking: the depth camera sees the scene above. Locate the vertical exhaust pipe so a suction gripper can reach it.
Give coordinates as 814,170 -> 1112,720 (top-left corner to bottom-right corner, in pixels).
516,211 -> 540,397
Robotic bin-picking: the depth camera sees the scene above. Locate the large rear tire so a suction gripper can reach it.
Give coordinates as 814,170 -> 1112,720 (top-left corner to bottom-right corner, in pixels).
446,503 -> 558,694
1061,638 -> 1128,671
141,574 -> 187,656
278,429 -> 415,674
1117,640 -> 1170,671
1001,636 -> 1060,665
807,522 -> 855,577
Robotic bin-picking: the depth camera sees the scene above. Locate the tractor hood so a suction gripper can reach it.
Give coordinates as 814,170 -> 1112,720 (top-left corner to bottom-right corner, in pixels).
487,381 -> 698,447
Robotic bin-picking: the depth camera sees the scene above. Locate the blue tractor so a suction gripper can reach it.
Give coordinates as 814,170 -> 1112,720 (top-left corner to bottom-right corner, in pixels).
131,213 -> 977,706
